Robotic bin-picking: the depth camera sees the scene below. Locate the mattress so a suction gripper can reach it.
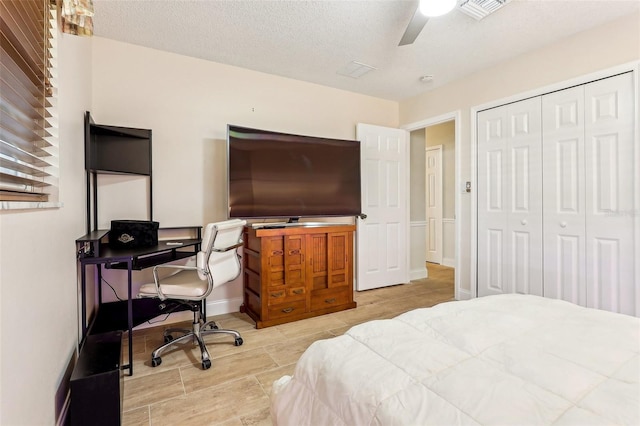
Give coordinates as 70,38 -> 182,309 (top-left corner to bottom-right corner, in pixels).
271,294 -> 640,425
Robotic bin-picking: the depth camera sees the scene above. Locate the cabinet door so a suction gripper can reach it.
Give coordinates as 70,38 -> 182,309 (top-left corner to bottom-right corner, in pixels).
327,232 -> 351,289
307,233 -> 329,291
284,234 -> 306,287
264,237 -> 285,287
307,231 -> 353,291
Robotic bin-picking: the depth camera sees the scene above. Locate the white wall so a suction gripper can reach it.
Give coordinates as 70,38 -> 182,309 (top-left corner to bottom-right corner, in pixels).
400,12 -> 640,298
0,33 -> 92,424
90,37 -> 399,314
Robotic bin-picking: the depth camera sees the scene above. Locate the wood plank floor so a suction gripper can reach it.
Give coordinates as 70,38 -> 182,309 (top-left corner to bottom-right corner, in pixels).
122,263 -> 454,426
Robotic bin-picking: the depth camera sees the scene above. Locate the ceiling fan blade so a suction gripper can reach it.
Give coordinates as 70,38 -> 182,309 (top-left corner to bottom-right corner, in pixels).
398,5 -> 429,46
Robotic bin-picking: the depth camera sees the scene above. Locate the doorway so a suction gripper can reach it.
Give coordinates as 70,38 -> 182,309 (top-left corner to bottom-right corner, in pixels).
405,112 -> 460,298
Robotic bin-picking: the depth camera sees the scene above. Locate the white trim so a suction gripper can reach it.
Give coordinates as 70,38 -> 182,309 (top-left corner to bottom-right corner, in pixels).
470,61 -> 640,304
403,110 -> 462,301
410,220 -> 428,280
1,201 -> 63,210
442,218 -> 456,267
206,296 -> 244,316
410,269 -> 428,280
457,288 -> 471,300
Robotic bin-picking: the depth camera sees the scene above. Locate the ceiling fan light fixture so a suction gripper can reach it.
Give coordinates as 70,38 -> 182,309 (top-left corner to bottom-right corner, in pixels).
419,0 -> 456,17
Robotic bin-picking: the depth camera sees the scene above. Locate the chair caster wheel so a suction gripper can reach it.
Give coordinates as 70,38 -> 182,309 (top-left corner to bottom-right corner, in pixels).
202,359 -> 211,370
204,323 -> 218,330
234,337 -> 243,346
163,334 -> 174,344
151,357 -> 162,367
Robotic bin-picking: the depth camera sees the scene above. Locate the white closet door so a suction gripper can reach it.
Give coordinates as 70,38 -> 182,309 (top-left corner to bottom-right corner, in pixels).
584,73 -> 635,315
507,98 -> 543,296
478,107 -> 509,296
542,86 -> 587,306
543,72 -> 635,315
477,97 -> 542,297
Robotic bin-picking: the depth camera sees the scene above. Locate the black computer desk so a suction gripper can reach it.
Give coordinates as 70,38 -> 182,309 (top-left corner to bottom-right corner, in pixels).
76,227 -> 201,375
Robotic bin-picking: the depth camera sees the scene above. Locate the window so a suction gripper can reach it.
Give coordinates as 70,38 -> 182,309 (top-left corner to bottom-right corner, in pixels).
0,0 -> 59,209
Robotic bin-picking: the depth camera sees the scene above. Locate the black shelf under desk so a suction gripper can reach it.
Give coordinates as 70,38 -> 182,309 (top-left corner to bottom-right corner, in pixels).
90,298 -> 184,335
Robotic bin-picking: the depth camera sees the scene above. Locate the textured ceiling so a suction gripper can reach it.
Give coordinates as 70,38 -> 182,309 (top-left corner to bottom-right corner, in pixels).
92,0 -> 639,101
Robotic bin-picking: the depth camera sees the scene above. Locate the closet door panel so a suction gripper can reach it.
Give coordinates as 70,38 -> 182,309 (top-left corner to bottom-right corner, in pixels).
542,86 -> 586,305
508,97 -> 543,296
584,72 -> 635,315
478,108 -> 509,296
478,97 -> 542,297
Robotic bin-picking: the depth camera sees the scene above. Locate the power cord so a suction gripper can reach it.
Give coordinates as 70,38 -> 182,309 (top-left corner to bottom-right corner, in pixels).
101,277 -> 123,301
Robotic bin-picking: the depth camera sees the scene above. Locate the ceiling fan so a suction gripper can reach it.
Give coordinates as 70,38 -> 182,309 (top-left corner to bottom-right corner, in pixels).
398,0 -> 511,46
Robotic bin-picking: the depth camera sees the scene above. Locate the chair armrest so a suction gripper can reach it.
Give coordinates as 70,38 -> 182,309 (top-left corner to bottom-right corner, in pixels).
212,240 -> 244,253
151,264 -> 203,300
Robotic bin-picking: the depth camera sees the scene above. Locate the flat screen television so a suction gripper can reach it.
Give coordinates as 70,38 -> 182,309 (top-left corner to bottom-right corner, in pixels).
227,125 -> 361,220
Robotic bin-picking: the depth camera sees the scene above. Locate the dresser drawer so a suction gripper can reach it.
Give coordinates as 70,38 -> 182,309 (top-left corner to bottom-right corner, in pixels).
267,285 -> 306,305
310,288 -> 352,311
268,300 -> 306,320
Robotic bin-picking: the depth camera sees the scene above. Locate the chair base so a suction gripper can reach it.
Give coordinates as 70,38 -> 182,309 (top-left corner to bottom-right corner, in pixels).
150,310 -> 243,370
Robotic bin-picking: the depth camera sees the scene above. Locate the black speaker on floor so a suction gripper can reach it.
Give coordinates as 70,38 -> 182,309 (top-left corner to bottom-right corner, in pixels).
70,331 -> 123,426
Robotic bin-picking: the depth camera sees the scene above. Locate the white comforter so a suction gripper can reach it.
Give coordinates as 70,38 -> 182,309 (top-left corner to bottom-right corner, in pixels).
271,294 -> 640,425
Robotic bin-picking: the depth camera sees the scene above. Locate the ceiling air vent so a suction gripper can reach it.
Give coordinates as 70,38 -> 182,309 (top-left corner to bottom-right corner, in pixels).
458,0 -> 511,20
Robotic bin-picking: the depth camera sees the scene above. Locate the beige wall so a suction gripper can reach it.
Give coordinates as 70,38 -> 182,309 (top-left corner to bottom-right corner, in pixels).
90,37 -> 399,310
400,12 -> 640,295
0,34 -> 92,424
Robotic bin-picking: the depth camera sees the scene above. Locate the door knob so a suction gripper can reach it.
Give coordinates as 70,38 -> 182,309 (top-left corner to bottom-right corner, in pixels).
521,219 -> 527,225
560,221 -> 567,228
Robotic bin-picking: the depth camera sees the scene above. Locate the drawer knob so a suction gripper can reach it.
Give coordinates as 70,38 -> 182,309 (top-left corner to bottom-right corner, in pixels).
325,298 -> 336,304
292,289 -> 304,295
270,292 -> 283,298
289,249 -> 300,255
272,250 -> 283,256
282,307 -> 294,313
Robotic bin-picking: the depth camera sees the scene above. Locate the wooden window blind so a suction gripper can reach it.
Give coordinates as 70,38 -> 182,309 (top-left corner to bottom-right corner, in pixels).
0,0 -> 59,207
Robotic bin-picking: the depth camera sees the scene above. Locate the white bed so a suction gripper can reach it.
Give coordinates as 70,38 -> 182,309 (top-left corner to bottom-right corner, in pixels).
271,294 -> 640,425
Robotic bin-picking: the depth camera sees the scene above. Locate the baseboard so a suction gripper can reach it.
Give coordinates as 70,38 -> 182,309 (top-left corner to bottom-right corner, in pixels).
410,267 -> 428,280
442,257 -> 455,268
56,393 -> 71,426
457,288 -> 471,300
205,296 -> 244,316
55,348 -> 76,426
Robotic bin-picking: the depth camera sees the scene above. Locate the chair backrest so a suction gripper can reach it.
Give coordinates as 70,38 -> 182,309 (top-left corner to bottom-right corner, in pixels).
197,219 -> 246,297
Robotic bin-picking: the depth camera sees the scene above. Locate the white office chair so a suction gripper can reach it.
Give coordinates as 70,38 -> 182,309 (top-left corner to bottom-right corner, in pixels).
138,219 -> 246,370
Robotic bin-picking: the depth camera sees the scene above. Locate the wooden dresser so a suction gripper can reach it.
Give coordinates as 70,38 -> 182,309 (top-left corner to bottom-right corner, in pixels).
241,224 -> 357,328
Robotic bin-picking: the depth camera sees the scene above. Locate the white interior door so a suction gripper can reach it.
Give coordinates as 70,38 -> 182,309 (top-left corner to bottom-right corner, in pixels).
542,85 -> 588,305
356,123 -> 409,291
425,146 -> 443,264
583,73 -> 635,315
543,72 -> 635,315
477,97 -> 542,297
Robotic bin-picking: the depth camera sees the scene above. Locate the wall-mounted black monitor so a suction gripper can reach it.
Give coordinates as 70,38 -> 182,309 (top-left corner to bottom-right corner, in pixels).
227,125 -> 361,220
84,112 -> 152,175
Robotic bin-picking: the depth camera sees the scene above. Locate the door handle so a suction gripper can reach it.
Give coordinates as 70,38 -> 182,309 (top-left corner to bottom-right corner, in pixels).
521,219 -> 527,226
358,213 -> 367,220
560,221 -> 567,228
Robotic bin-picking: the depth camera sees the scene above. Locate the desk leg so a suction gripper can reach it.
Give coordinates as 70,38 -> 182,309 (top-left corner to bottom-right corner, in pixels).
126,260 -> 134,376
81,263 -> 87,338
